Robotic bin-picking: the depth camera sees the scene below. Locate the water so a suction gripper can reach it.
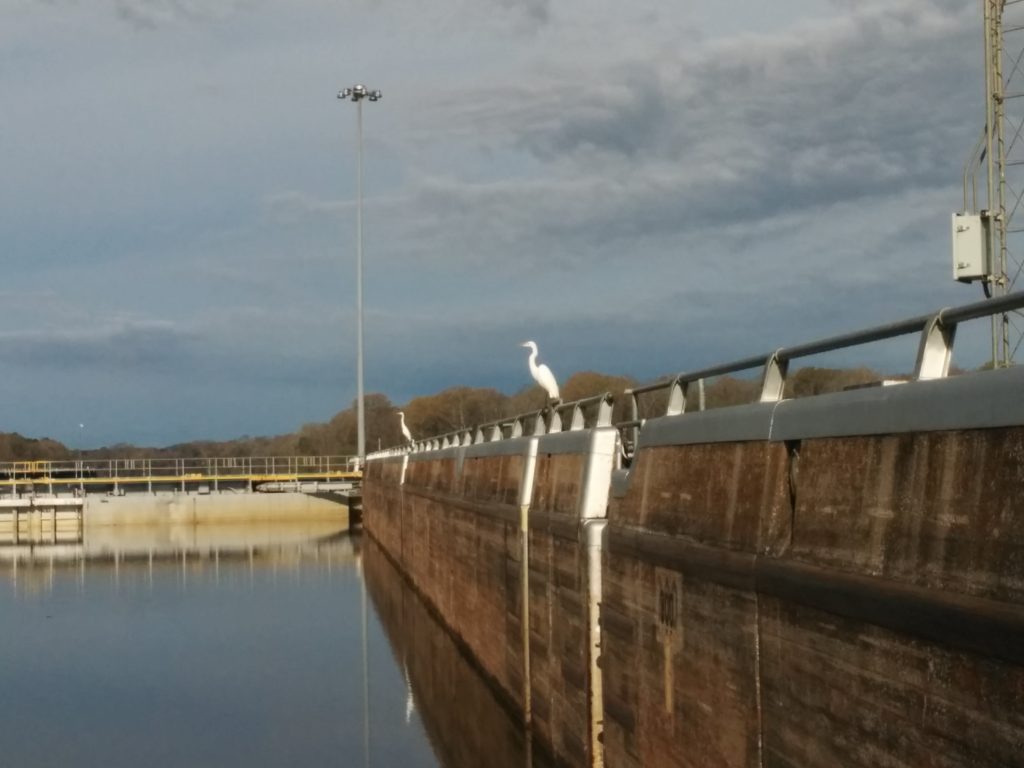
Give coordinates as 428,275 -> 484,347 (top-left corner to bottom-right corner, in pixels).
0,525 -> 537,767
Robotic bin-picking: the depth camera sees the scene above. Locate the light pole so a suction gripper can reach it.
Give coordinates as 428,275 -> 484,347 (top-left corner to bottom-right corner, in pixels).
338,84 -> 382,464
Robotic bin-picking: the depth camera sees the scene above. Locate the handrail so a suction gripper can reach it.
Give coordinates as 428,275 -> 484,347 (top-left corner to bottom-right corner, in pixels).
624,290 -> 1024,423
0,455 -> 360,480
371,291 -> 1024,461
402,393 -> 615,454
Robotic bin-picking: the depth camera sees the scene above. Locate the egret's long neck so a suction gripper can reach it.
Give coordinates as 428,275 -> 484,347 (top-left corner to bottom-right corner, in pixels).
528,349 -> 539,376
400,413 -> 406,428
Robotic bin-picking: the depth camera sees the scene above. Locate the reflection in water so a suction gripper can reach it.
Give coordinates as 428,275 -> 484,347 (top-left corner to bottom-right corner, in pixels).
0,523 -> 543,768
0,523 -> 439,768
363,537 -> 551,768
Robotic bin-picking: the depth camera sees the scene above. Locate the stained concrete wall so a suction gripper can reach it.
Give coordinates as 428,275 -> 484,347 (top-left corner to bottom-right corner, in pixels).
365,367 -> 1024,768
364,430 -> 613,768
602,368 -> 1024,768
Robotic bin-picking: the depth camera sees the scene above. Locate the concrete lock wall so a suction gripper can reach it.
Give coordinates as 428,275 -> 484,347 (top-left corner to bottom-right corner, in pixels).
362,535 -> 542,768
365,366 -> 1024,768
603,367 -> 1024,768
364,427 -> 615,768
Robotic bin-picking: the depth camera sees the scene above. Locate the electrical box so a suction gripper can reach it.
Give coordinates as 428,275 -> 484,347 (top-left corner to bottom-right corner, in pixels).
951,212 -> 990,282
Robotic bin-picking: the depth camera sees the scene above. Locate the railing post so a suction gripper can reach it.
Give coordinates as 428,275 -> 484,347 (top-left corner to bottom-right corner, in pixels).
666,378 -> 686,416
569,404 -> 585,431
759,351 -> 788,402
547,409 -> 562,434
915,313 -> 956,380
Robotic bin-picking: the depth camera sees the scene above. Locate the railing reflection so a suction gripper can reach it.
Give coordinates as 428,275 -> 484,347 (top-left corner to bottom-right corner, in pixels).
0,523 -> 357,596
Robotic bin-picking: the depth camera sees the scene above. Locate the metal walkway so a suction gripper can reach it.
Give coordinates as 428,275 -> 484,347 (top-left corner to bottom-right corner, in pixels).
0,456 -> 360,493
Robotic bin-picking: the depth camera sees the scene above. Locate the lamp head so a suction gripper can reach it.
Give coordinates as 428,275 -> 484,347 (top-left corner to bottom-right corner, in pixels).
338,85 -> 379,102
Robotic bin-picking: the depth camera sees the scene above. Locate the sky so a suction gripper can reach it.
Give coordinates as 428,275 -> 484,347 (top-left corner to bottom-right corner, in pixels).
0,0 -> 996,447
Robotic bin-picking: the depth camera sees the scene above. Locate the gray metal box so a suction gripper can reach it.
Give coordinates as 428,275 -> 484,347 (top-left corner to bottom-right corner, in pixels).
951,213 -> 990,282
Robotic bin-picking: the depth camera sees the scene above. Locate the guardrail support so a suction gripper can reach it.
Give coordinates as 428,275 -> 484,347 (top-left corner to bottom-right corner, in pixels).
759,351 -> 788,403
915,313 -> 956,380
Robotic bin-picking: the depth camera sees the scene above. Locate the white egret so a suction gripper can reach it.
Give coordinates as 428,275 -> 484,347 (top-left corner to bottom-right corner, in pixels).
398,411 -> 413,443
520,341 -> 560,401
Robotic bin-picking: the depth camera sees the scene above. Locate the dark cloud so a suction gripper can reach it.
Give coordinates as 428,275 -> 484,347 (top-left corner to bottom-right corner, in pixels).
107,0 -> 253,29
162,0 -> 982,284
496,0 -> 549,25
415,0 -> 977,244
0,320 -> 198,371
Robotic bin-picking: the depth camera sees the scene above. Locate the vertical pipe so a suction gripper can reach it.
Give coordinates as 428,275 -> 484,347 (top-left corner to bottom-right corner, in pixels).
518,438 -> 539,726
584,518 -> 606,768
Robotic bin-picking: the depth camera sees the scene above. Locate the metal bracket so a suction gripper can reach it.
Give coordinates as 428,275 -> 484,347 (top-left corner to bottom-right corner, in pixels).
547,409 -> 563,434
569,405 -> 585,431
759,351 -> 788,403
666,378 -> 686,416
915,312 -> 956,380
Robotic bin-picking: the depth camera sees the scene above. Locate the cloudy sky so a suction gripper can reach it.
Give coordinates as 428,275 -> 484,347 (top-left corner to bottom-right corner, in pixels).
0,0 -> 995,446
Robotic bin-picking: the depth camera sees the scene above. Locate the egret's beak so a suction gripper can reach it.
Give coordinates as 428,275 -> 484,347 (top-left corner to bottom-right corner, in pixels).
519,342 -> 529,348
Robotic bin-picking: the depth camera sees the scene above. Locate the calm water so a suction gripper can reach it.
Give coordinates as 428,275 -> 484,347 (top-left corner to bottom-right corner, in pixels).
0,524 -> 536,768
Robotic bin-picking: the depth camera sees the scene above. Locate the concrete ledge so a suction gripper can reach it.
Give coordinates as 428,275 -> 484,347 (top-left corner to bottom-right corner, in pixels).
772,366 -> 1024,439
84,492 -> 349,527
637,403 -> 777,449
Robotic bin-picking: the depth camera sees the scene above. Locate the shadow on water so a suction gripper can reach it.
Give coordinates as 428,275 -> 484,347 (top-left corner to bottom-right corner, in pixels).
362,535 -> 554,768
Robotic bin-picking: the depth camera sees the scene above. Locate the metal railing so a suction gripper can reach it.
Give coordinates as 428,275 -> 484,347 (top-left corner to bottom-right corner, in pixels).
371,291 -> 1024,460
0,455 -> 360,482
384,394 -> 615,456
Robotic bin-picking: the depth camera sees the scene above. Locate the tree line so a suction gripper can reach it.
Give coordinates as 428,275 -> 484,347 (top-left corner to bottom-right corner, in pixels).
0,364 -> 932,461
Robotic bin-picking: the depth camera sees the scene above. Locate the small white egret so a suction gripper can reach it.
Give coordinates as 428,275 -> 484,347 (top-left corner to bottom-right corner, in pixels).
520,341 -> 560,401
398,411 -> 413,443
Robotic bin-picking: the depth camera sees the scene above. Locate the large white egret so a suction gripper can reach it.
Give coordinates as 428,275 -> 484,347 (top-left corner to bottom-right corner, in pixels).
398,411 -> 413,443
520,341 -> 560,401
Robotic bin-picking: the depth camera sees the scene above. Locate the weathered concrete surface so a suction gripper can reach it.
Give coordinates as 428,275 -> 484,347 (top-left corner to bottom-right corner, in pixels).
759,597 -> 1024,768
367,416 -> 1024,768
603,426 -> 1024,768
365,446 -> 604,768
369,454 -> 529,715
84,491 -> 348,527
527,525 -> 590,764
613,442 -> 790,552
790,431 -> 1024,602
602,442 -> 786,768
